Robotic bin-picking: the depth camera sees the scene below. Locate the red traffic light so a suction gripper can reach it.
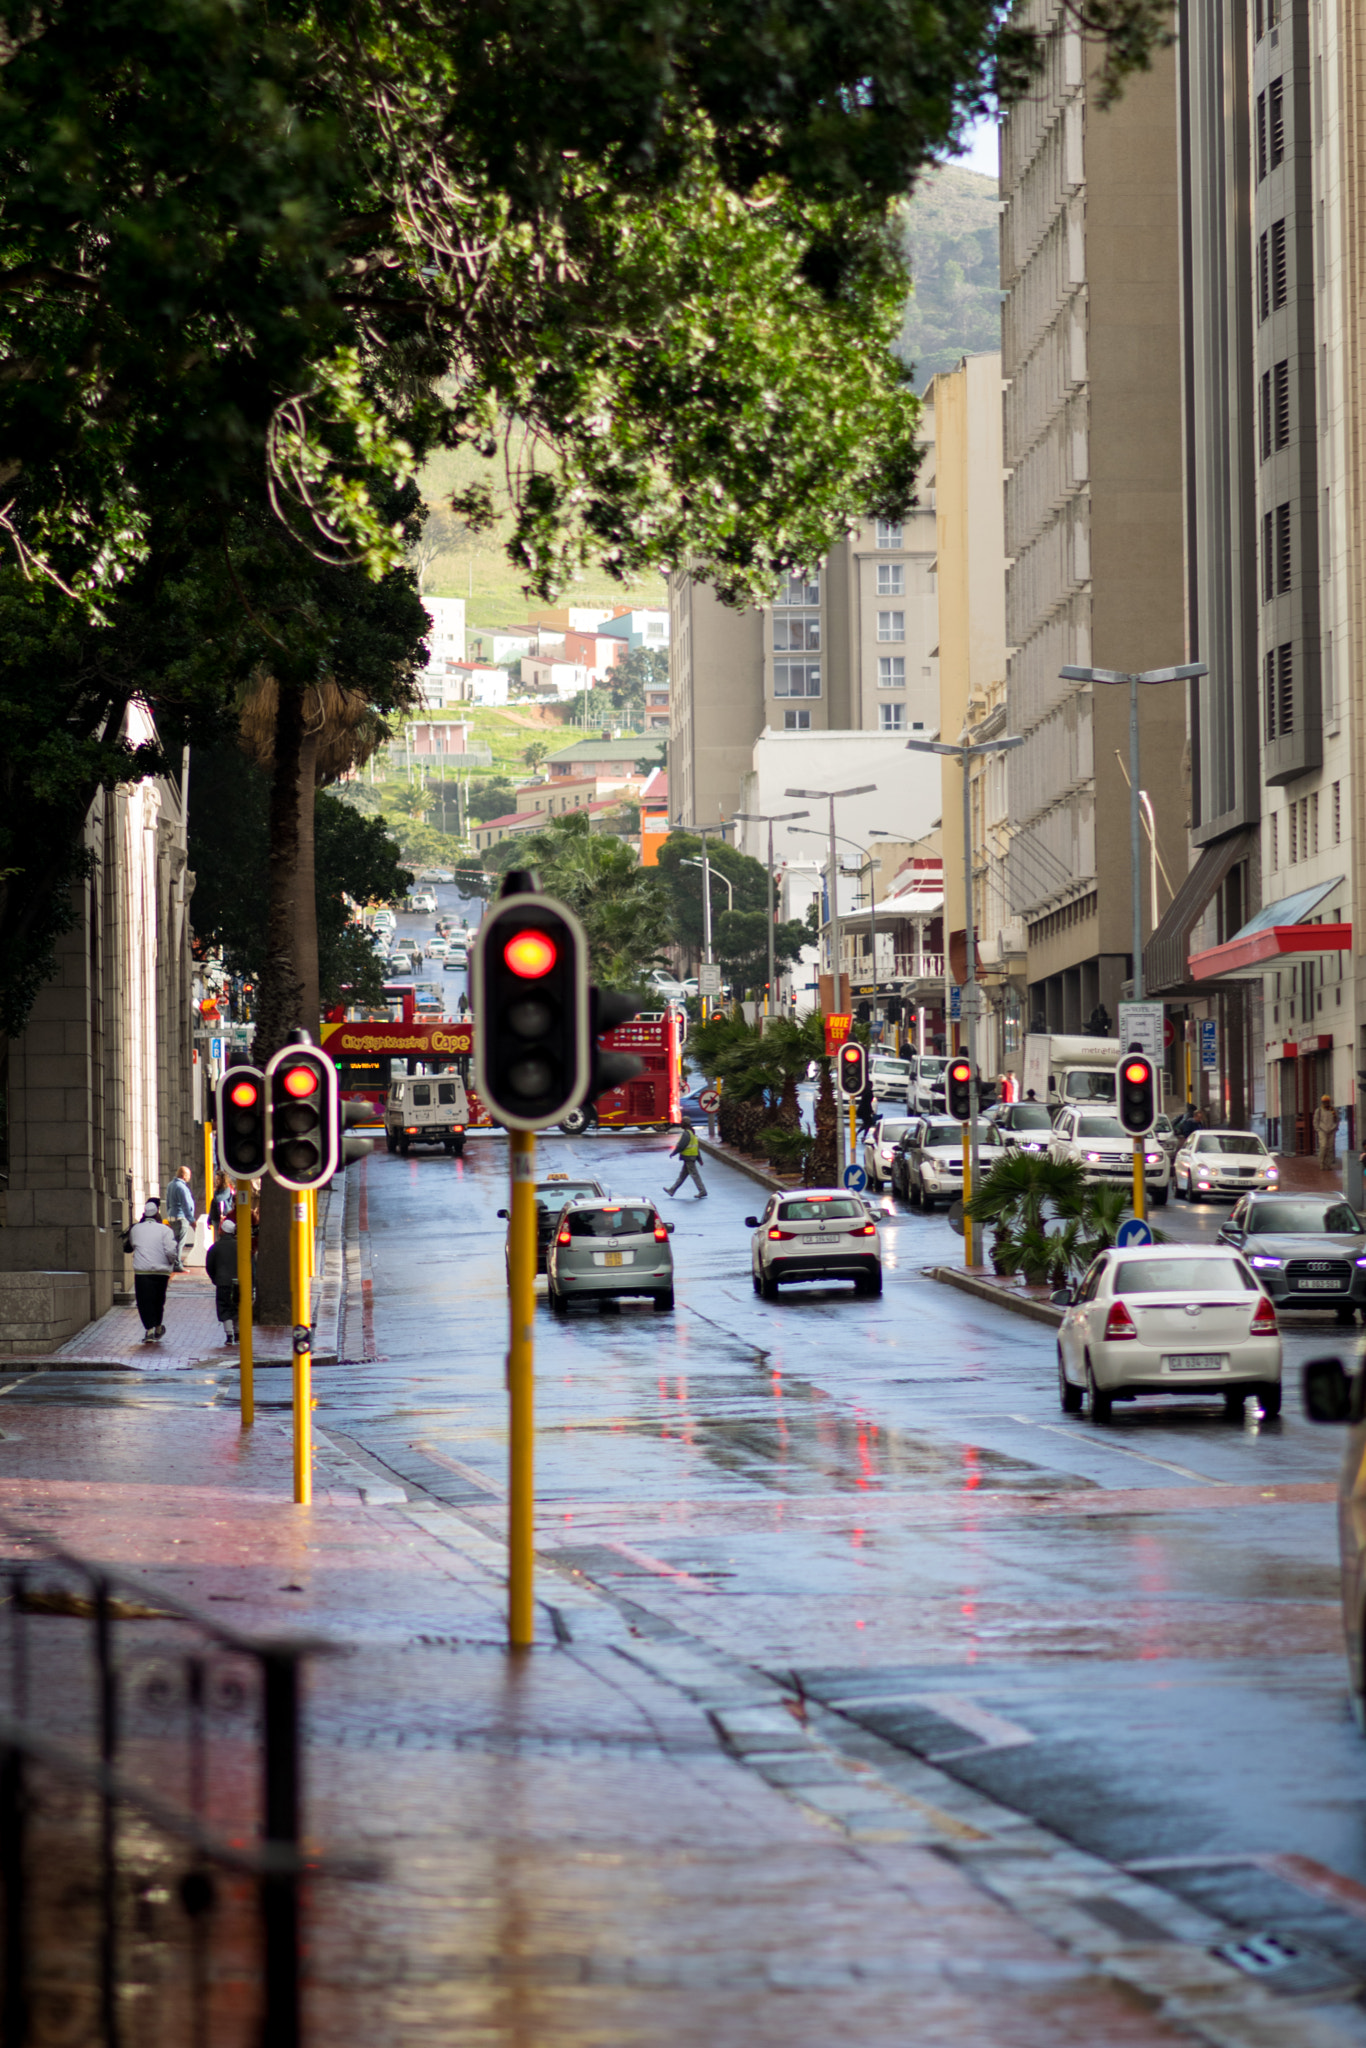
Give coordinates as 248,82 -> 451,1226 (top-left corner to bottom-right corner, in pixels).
229,1078 -> 259,1108
504,929 -> 558,978
1123,1060 -> 1148,1084
282,1064 -> 320,1099
949,1060 -> 971,1082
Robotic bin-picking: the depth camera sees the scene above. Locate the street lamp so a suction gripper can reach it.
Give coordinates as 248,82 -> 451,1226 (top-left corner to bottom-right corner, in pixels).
789,826 -> 895,1020
732,810 -> 809,1016
906,733 -> 1023,1265
1059,663 -> 1206,1002
672,818 -> 733,1018
682,859 -> 734,914
783,786 -> 876,1018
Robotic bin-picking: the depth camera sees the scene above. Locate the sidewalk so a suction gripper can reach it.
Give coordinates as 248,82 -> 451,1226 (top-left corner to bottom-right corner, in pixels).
3,1380 -> 1360,2044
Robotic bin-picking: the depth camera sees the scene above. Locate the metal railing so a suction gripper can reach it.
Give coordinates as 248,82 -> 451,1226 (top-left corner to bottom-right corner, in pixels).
0,1519 -> 360,2047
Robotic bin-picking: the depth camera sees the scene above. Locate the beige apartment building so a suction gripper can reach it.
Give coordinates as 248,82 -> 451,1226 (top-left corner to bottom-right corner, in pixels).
1002,4 -> 1186,1036
668,423 -> 940,830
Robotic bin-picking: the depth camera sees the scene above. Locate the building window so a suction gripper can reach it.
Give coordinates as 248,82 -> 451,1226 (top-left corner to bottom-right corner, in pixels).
1258,232 -> 1270,320
1270,218 -> 1288,307
774,660 -> 821,698
775,569 -> 820,606
876,611 -> 905,642
1310,789 -> 1319,855
783,709 -> 812,730
1269,77 -> 1285,167
1270,813 -> 1279,870
879,703 -> 905,732
1266,641 -> 1294,738
875,519 -> 903,549
877,656 -> 906,689
876,563 -> 905,596
1256,91 -> 1267,180
773,612 -> 821,651
1262,508 -> 1274,599
1275,502 -> 1292,592
1273,359 -> 1290,447
1333,781 -> 1341,843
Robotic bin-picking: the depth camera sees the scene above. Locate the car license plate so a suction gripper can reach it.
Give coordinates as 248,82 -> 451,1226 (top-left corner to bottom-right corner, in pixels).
1164,1353 -> 1227,1373
1300,1278 -> 1344,1291
594,1251 -> 631,1267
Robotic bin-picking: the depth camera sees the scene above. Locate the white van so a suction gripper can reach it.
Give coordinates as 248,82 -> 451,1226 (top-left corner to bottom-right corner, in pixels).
385,1073 -> 469,1157
869,1055 -> 911,1101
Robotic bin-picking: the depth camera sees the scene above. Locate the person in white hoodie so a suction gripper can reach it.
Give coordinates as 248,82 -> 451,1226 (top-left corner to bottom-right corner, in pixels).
125,1197 -> 180,1341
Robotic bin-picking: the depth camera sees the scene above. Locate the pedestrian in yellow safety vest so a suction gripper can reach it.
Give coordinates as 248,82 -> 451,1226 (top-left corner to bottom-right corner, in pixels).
665,1120 -> 708,1199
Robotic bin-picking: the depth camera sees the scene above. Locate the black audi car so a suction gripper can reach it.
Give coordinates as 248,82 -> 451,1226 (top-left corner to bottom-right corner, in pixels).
1219,1194 -> 1366,1320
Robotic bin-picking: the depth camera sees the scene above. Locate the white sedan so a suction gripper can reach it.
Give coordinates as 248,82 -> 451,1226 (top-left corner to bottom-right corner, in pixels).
1049,1108 -> 1171,1204
1054,1246 -> 1281,1422
746,1190 -> 883,1298
862,1115 -> 918,1190
1174,1129 -> 1278,1202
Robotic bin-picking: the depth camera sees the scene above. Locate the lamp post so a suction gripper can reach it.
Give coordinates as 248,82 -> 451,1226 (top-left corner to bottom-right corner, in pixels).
907,733 -> 1023,1265
1059,663 -> 1206,1002
734,809 -> 810,1017
789,826 -> 894,1021
784,785 -> 877,1176
673,819 -> 733,1020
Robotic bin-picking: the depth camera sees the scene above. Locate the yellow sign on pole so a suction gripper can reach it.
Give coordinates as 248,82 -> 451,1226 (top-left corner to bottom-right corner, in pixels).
236,1179 -> 255,1429
507,1128 -> 537,1647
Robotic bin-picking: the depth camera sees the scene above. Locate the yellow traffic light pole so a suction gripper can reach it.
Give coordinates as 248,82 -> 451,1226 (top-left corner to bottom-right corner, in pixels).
292,1197 -> 311,1506
963,1124 -> 974,1267
236,1178 -> 255,1428
1132,1139 -> 1147,1224
507,1128 -> 537,1648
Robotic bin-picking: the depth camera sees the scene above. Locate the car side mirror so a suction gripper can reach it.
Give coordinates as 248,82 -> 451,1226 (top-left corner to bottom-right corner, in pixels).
1303,1356 -> 1353,1423
1222,1227 -> 1244,1244
1049,1288 -> 1073,1307
496,1208 -> 508,1220
666,1221 -> 675,1234
744,1216 -> 759,1230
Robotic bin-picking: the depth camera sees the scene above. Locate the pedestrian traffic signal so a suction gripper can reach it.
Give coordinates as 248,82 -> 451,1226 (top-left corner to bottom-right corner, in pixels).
837,1041 -> 867,1099
473,892 -> 590,1128
216,1066 -> 267,1177
265,1044 -> 339,1188
947,1057 -> 973,1120
1117,1052 -> 1158,1135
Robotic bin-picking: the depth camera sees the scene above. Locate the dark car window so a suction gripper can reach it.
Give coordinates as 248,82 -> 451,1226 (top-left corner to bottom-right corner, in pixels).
1008,1104 -> 1053,1131
411,1084 -> 431,1106
438,1081 -> 459,1105
1193,1133 -> 1267,1156
1246,1199 -> 1363,1234
1114,1259 -> 1256,1294
925,1122 -> 995,1146
779,1198 -> 865,1222
1076,1115 -> 1125,1138
566,1206 -> 657,1237
1077,1260 -> 1106,1302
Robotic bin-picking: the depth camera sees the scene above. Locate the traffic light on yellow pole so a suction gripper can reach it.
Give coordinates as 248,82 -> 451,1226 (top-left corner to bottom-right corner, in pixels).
216,1066 -> 266,1428
1117,1052 -> 1157,1225
265,1043 -> 339,1506
947,1058 -> 974,1264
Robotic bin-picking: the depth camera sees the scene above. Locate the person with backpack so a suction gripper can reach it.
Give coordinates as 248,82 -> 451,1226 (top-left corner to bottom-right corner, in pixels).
205,1216 -> 252,1345
665,1119 -> 708,1199
125,1197 -> 181,1342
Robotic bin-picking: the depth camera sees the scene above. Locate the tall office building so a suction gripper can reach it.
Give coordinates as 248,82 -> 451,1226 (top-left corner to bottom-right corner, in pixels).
1001,3 -> 1187,1033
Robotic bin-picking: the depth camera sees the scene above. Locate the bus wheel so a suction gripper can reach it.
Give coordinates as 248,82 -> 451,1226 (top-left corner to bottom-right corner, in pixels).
560,1109 -> 589,1135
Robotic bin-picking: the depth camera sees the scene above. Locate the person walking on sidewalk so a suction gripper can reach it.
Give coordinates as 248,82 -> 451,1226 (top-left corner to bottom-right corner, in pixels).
665,1120 -> 708,1199
126,1198 -> 181,1341
205,1216 -> 251,1345
166,1164 -> 196,1250
1315,1094 -> 1340,1172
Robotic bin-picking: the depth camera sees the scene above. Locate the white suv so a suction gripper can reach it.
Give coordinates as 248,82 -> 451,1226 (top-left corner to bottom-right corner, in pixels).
746,1191 -> 883,1298
384,1073 -> 468,1156
1050,1107 -> 1170,1205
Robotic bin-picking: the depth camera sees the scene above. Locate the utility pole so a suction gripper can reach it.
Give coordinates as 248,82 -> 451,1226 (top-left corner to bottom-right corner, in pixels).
734,809 -> 810,1018
785,785 -> 876,1176
673,820 -> 733,1020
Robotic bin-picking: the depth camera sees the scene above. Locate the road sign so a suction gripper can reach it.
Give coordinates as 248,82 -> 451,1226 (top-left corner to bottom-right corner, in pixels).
949,985 -> 961,1020
1116,1217 -> 1154,1248
1163,1015 -> 1176,1050
1200,1018 -> 1218,1069
698,1088 -> 721,1112
1118,1002 -> 1164,1062
843,1164 -> 868,1192
824,1013 -> 852,1054
698,963 -> 723,997
209,1036 -> 223,1062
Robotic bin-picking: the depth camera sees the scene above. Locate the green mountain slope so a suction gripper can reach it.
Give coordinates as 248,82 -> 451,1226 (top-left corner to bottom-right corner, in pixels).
897,164 -> 1002,391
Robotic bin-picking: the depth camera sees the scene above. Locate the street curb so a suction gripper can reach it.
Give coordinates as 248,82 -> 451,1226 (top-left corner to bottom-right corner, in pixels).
927,1264 -> 1064,1327
309,1180 -> 344,1366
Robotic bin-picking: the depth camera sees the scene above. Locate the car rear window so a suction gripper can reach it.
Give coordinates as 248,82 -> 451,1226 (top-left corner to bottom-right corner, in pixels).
411,1084 -> 431,1106
879,1122 -> 914,1143
1247,1200 -> 1363,1233
1009,1105 -> 1053,1130
566,1206 -> 657,1237
1114,1259 -> 1255,1294
437,1081 -> 459,1105
778,1198 -> 865,1221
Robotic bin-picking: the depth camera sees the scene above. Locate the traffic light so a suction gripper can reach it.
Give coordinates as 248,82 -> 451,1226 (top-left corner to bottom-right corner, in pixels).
947,1057 -> 973,1120
338,1098 -> 375,1167
1117,1052 -> 1157,1135
265,1044 -> 339,1188
216,1066 -> 267,1177
473,893 -> 590,1129
837,1041 -> 867,1099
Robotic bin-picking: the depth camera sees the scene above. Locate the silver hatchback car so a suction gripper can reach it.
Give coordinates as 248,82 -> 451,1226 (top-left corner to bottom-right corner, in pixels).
547,1197 -> 676,1313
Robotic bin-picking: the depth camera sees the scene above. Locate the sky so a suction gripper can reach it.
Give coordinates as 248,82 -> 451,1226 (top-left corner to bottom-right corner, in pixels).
947,114 -> 1000,182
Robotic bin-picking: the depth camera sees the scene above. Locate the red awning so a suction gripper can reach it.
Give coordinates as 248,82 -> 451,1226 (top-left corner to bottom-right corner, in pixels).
1189,921 -> 1352,981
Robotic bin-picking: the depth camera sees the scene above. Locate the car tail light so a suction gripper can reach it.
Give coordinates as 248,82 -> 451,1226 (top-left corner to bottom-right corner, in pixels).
768,1227 -> 796,1241
1104,1299 -> 1138,1341
851,1222 -> 876,1237
653,1222 -> 668,1242
556,1227 -> 572,1245
1251,1295 -> 1278,1335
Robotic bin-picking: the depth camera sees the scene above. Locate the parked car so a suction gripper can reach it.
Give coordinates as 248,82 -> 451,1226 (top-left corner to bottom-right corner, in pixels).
497,1173 -> 607,1274
1219,1194 -> 1366,1321
862,1116 -> 919,1190
646,970 -> 698,1003
893,1117 -> 1002,1210
407,890 -> 438,913
1049,1107 -> 1170,1204
1054,1245 -> 1281,1422
987,1100 -> 1056,1153
1302,1348 -> 1366,1725
746,1190 -> 883,1297
1173,1129 -> 1278,1201
546,1196 -> 675,1312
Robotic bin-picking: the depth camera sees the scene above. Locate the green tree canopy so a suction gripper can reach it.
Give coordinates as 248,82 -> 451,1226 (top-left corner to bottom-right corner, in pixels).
506,811 -> 671,988
606,647 -> 670,726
